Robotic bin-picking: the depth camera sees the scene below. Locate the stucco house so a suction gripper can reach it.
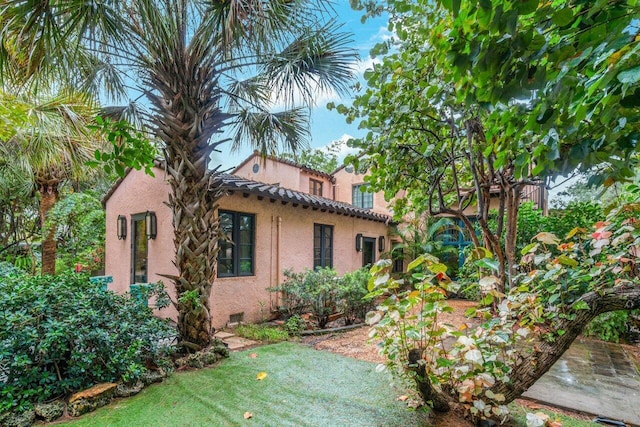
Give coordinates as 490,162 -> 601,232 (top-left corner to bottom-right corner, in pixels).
103,153 -> 394,328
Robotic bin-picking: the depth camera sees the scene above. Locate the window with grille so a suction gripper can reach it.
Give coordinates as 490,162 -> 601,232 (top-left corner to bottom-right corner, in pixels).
313,224 -> 333,268
352,184 -> 373,209
218,211 -> 255,277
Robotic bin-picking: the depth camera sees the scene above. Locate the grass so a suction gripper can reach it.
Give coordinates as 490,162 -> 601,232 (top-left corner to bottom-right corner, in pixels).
55,341 -> 600,427
57,342 -> 429,427
234,323 -> 289,342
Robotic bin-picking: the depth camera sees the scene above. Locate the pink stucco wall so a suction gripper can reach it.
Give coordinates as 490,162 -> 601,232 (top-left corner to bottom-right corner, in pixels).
233,154 -> 333,198
104,168 -> 178,320
105,167 -> 391,329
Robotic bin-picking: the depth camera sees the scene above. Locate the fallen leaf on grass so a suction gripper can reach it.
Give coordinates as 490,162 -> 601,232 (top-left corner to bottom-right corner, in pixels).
256,372 -> 267,380
243,412 -> 253,419
397,395 -> 409,401
249,353 -> 258,358
547,421 -> 562,427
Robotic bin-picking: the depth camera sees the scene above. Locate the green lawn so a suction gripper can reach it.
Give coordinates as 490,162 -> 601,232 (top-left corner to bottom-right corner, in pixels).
57,342 -> 429,427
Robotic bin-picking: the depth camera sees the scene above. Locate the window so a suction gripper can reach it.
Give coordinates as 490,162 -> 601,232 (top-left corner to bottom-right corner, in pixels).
309,178 -> 323,196
218,211 -> 255,277
352,184 -> 373,209
131,214 -> 148,283
313,224 -> 333,268
362,237 -> 376,267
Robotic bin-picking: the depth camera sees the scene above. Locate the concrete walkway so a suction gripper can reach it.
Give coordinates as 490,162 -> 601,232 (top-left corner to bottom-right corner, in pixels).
214,331 -> 258,351
524,338 -> 640,426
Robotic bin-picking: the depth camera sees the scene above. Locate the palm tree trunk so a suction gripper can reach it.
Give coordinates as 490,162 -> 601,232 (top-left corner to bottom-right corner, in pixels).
165,150 -> 218,350
39,182 -> 59,275
146,63 -> 229,351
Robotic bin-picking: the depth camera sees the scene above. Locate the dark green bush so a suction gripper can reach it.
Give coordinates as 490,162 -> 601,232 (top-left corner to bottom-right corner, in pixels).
270,269 -> 310,318
336,268 -> 373,325
271,267 -> 374,327
583,310 -> 640,343
0,272 -> 175,413
284,315 -> 306,335
271,268 -> 337,328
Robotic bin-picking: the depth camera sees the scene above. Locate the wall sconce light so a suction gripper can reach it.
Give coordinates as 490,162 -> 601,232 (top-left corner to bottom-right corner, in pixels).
117,215 -> 127,240
355,233 -> 363,252
145,211 -> 157,240
378,236 -> 385,252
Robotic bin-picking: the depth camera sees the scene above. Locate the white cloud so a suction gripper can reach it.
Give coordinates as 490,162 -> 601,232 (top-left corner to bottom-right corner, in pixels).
355,26 -> 394,51
318,134 -> 360,162
372,26 -> 393,43
354,57 -> 381,75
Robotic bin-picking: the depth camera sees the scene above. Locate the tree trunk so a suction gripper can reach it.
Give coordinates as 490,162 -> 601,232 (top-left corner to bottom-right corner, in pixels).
503,183 -> 521,289
39,182 -> 59,276
409,349 -> 451,412
490,284 -> 640,403
145,57 -> 229,351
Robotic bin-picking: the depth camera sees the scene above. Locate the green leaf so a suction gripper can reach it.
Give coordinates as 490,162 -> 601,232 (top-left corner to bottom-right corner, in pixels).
436,357 -> 453,367
516,0 -> 538,15
551,8 -> 574,27
573,300 -> 590,311
557,254 -> 578,267
407,255 -> 426,272
617,66 -> 640,84
475,258 -> 499,272
520,242 -> 538,255
479,294 -> 494,306
427,263 -> 447,274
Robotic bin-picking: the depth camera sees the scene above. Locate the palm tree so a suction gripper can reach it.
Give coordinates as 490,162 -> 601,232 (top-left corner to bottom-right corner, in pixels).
0,90 -> 102,275
1,1 -> 356,349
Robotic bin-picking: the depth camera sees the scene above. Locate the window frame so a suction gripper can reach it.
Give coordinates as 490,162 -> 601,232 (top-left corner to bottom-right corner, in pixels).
352,184 -> 373,209
362,236 -> 376,267
217,210 -> 256,278
130,213 -> 148,284
313,223 -> 333,269
309,178 -> 323,197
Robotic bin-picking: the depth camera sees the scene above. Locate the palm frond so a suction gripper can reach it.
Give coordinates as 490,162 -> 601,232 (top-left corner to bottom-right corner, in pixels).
0,88 -> 105,186
262,20 -> 356,108
225,76 -> 270,111
230,107 -> 309,155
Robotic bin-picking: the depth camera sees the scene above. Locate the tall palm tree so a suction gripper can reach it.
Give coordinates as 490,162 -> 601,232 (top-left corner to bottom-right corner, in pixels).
1,1 -> 356,349
0,90 -> 102,275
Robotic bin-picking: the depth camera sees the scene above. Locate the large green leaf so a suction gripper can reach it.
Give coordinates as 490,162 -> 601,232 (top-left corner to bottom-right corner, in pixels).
617,66 -> 640,84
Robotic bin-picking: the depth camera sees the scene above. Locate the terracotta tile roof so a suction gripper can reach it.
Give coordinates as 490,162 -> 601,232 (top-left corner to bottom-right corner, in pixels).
213,173 -> 391,223
102,164 -> 392,224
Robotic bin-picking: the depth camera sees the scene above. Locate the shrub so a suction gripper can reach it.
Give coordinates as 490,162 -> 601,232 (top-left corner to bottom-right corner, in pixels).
284,315 -> 306,336
270,269 -> 309,318
0,272 -> 175,413
270,268 -> 338,328
336,267 -> 373,325
583,310 -> 640,343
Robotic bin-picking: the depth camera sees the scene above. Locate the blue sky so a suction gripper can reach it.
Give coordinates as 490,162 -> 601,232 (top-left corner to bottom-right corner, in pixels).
212,4 -> 390,170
